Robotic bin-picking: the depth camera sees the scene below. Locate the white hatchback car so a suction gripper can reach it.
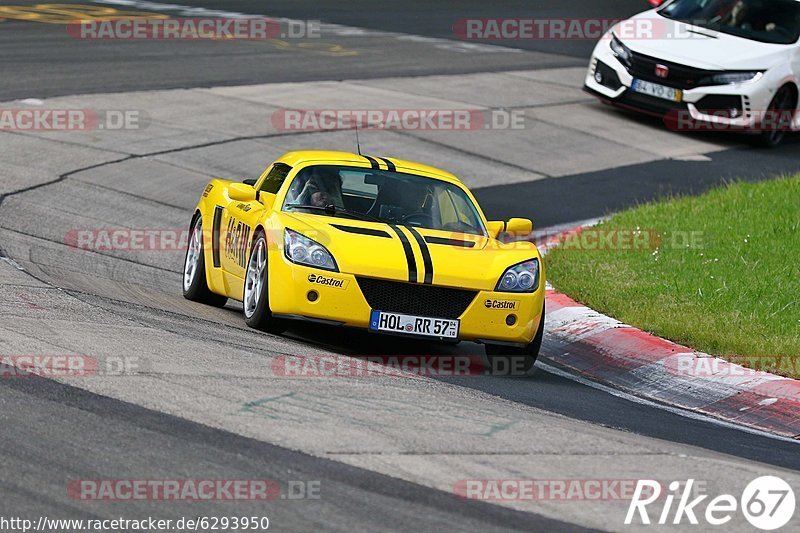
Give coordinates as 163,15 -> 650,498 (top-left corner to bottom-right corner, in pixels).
584,0 -> 800,146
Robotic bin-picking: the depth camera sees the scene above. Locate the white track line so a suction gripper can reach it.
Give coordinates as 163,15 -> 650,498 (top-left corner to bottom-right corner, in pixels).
539,358 -> 799,445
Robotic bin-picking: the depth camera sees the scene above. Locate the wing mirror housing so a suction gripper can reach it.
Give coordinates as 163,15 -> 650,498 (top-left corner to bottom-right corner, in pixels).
487,218 -> 533,239
228,183 -> 257,202
506,218 -> 533,235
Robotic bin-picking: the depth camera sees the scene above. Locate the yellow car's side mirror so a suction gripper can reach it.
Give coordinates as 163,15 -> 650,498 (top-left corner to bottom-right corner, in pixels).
229,183 -> 257,202
506,217 -> 533,236
487,218 -> 533,239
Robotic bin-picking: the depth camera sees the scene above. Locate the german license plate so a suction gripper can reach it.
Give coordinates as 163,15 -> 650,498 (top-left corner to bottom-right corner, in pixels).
369,310 -> 459,339
631,79 -> 682,102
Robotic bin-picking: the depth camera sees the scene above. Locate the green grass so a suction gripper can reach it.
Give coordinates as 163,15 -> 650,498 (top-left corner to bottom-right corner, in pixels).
546,175 -> 800,377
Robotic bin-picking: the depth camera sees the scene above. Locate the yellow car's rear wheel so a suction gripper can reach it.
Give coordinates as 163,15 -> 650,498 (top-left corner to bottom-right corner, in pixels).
243,231 -> 285,334
182,214 -> 228,307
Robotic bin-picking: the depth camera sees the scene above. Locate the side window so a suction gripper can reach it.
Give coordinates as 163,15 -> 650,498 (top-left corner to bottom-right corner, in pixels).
435,186 -> 484,234
259,163 -> 292,194
447,190 -> 474,225
437,189 -> 458,226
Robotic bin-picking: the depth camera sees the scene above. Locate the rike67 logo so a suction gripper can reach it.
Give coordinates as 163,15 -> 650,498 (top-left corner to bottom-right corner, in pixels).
626,477 -> 795,530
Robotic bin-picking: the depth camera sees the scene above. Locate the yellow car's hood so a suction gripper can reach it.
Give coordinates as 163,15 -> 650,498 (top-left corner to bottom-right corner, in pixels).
280,212 -> 541,292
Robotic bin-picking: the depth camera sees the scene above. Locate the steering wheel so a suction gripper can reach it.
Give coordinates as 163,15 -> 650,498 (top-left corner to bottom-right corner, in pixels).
770,25 -> 793,40
442,221 -> 476,233
400,211 -> 435,226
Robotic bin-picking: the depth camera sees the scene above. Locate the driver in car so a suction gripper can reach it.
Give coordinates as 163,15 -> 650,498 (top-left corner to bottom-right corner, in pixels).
288,167 -> 345,208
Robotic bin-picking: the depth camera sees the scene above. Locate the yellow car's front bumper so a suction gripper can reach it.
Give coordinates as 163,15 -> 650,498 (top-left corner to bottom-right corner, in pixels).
268,256 -> 545,346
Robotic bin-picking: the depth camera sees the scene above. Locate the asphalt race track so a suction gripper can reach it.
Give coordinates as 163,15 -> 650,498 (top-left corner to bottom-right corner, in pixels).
1,1 -> 800,531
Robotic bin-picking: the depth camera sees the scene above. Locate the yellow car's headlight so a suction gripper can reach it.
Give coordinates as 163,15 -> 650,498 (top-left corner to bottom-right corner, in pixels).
496,258 -> 539,293
284,229 -> 338,272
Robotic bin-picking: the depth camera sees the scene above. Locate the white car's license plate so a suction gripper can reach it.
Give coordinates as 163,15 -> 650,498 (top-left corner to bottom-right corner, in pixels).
369,310 -> 459,339
631,79 -> 682,102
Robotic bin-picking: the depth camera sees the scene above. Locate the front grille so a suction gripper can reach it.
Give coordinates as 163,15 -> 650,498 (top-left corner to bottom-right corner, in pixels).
629,51 -> 723,90
619,90 -> 687,116
356,277 -> 477,319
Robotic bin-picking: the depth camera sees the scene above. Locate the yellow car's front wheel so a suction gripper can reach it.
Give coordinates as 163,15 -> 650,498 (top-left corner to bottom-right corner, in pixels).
243,231 -> 285,334
484,302 -> 544,376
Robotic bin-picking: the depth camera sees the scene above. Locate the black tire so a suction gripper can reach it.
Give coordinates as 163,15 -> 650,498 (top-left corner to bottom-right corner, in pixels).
243,231 -> 285,334
755,85 -> 796,148
485,302 -> 545,376
182,213 -> 228,307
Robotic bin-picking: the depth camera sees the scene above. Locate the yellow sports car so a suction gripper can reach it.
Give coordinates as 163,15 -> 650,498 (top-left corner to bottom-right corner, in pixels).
183,151 -> 545,370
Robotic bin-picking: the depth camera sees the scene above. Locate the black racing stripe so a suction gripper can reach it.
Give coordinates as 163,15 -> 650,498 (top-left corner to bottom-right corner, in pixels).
406,227 -> 433,284
379,157 -> 396,172
363,156 -> 381,170
424,236 -> 476,248
388,224 -> 417,283
211,206 -> 223,268
331,224 -> 391,238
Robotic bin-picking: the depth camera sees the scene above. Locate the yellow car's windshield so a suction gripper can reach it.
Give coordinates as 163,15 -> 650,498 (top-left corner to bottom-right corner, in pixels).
283,165 -> 487,236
